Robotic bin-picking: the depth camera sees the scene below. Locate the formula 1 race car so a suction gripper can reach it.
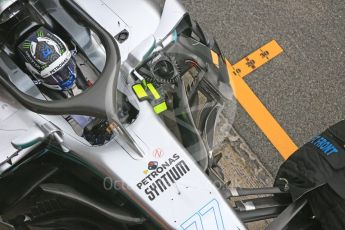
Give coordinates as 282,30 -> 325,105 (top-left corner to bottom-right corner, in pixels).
0,0 -> 343,229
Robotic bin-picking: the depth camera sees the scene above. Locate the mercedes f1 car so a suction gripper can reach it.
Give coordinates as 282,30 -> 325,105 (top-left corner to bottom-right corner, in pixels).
0,0 -> 343,229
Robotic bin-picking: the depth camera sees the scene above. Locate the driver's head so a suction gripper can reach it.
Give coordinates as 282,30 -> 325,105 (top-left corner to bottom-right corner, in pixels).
17,27 -> 77,91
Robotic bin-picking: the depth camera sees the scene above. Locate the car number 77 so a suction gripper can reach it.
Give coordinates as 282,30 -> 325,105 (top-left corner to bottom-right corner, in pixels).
181,199 -> 225,230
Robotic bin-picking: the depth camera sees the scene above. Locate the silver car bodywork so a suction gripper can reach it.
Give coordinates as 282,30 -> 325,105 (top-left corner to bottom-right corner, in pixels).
0,0 -> 246,229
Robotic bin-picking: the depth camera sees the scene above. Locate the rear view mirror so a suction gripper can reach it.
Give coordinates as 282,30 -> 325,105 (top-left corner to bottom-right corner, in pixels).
125,35 -> 156,71
11,125 -> 47,150
11,122 -> 68,152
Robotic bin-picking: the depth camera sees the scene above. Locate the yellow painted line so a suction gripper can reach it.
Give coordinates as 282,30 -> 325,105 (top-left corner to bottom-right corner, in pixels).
211,50 -> 220,68
230,40 -> 284,79
226,41 -> 298,159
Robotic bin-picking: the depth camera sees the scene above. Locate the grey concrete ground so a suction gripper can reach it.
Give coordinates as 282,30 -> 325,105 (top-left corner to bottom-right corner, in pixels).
214,111 -> 274,229
181,0 -> 345,176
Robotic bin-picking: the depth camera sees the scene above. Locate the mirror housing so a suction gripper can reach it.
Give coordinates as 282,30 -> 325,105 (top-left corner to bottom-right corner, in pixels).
123,35 -> 156,74
11,122 -> 69,152
11,125 -> 46,150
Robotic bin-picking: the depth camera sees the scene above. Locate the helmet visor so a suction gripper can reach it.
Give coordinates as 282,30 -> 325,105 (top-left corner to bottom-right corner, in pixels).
42,59 -> 77,90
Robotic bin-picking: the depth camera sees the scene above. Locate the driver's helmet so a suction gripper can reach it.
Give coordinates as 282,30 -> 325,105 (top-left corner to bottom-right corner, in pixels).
17,27 -> 77,91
